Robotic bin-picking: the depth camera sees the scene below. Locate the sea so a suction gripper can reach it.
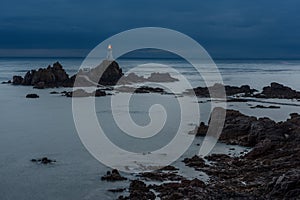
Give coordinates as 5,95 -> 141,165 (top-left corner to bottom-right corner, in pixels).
1,57 -> 300,199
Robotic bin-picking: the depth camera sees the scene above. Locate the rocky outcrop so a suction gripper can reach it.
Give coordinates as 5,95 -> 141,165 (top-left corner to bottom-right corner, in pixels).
74,60 -> 123,87
255,82 -> 300,99
11,60 -> 124,88
180,109 -> 300,199
185,83 -> 257,97
116,109 -> 300,199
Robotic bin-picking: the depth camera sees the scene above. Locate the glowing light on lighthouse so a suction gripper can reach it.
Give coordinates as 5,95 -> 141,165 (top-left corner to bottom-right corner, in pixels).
107,44 -> 113,61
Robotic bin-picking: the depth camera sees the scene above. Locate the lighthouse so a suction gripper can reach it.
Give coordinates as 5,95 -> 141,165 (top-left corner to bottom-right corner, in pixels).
107,44 -> 114,61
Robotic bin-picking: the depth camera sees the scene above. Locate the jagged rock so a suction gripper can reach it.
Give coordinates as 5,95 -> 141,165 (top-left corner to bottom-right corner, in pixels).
26,94 -> 39,98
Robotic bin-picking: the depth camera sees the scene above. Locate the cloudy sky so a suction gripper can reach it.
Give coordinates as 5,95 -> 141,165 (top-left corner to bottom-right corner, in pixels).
0,0 -> 299,58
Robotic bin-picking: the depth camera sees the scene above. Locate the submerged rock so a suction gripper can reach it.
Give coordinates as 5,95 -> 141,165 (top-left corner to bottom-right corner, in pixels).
31,157 -> 56,164
26,93 -> 39,98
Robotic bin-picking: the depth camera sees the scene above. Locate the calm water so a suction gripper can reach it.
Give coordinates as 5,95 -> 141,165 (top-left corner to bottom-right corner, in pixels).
0,58 -> 300,199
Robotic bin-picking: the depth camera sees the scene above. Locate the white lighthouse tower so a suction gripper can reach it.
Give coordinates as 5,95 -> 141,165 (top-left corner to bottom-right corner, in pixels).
107,44 -> 114,61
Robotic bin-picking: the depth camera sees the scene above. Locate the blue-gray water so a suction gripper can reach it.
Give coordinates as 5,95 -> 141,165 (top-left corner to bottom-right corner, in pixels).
0,58 -> 300,199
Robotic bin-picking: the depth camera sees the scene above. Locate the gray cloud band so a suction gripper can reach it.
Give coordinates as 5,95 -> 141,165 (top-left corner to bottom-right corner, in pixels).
72,27 -> 226,173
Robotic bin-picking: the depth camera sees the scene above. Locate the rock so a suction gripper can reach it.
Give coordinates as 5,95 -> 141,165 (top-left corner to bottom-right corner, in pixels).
139,171 -> 183,182
101,169 -> 127,182
115,86 -> 165,94
75,60 -> 123,87
64,89 -> 106,97
26,94 -> 39,98
190,122 -> 208,136
250,105 -> 281,109
50,91 -> 59,94
147,72 -> 179,82
119,72 -> 178,84
134,86 -> 165,94
256,82 -> 300,99
33,81 -> 45,89
126,180 -> 156,200
185,83 -> 257,97
160,165 -> 179,171
1,80 -> 11,84
12,60 -> 124,89
93,89 -> 107,97
183,155 -> 208,169
31,157 -> 56,164
12,76 -> 23,85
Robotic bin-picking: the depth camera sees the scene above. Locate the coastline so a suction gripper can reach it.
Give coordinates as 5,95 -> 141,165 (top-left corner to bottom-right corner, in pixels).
0,59 -> 300,199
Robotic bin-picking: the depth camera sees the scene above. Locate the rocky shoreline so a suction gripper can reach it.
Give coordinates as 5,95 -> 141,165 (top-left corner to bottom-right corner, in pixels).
113,108 -> 300,199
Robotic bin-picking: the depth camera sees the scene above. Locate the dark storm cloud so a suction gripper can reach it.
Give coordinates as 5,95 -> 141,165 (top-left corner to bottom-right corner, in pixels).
0,0 -> 299,58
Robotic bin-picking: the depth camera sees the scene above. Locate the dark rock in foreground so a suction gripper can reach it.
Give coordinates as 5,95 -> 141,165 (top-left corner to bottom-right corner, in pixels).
101,169 -> 127,182
181,109 -> 300,199
26,93 -> 39,98
125,109 -> 300,199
